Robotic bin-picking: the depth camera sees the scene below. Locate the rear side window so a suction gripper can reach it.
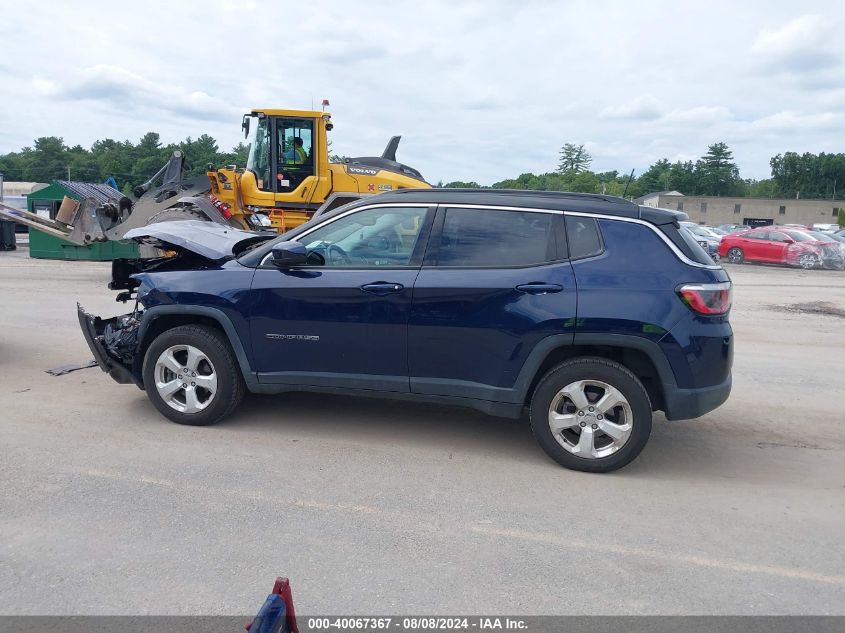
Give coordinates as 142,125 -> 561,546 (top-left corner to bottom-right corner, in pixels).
673,224 -> 715,264
565,216 -> 603,259
435,208 -> 556,267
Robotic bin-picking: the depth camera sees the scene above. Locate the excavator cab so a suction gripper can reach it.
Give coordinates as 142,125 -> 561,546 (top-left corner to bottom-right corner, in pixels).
244,113 -> 318,194
212,109 -> 334,231
210,108 -> 430,233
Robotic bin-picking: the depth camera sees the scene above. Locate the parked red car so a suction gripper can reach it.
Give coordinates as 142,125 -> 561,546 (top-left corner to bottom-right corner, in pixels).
718,227 -> 826,269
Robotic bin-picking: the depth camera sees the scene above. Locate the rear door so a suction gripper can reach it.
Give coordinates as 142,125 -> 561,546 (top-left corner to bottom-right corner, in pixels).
741,231 -> 769,261
408,205 -> 577,402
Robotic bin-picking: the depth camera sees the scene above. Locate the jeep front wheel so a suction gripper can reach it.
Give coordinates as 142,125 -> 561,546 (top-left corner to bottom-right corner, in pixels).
529,358 -> 652,473
142,324 -> 245,426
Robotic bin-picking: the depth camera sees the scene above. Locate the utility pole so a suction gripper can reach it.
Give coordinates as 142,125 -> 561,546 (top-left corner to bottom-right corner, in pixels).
67,165 -> 71,181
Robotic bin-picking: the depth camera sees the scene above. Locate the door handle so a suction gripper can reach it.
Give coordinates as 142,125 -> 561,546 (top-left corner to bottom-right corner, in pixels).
361,282 -> 405,295
515,283 -> 563,295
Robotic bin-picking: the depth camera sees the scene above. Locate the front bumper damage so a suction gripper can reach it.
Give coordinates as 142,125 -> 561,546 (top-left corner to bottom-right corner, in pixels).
77,304 -> 143,388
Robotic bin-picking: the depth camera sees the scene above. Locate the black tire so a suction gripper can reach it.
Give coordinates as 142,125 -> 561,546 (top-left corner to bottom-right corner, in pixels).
726,247 -> 744,264
145,206 -> 208,224
529,357 -> 652,473
142,325 -> 245,426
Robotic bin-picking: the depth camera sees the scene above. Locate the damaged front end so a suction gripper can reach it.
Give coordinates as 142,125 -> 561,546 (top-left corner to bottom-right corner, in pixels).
77,219 -> 274,390
78,305 -> 143,387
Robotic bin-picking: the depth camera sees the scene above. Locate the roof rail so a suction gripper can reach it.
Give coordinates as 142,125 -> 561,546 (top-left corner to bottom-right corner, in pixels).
389,187 -> 632,205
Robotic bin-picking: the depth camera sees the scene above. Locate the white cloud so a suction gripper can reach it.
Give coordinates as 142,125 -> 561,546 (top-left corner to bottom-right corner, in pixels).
1,0 -> 845,184
747,110 -> 845,134
661,106 -> 734,126
752,14 -> 838,67
750,14 -> 843,88
599,95 -> 663,121
34,65 -> 240,122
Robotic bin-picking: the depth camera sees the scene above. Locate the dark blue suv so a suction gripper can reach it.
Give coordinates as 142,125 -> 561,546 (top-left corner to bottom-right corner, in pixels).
79,189 -> 733,472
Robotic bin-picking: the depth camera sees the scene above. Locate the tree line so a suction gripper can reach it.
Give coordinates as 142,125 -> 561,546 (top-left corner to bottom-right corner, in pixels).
442,142 -> 845,200
1,134 -> 843,201
0,134 -> 248,196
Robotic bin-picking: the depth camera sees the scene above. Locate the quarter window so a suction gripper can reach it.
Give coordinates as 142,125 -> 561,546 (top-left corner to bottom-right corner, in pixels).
299,206 -> 431,267
435,208 -> 556,267
565,216 -> 603,260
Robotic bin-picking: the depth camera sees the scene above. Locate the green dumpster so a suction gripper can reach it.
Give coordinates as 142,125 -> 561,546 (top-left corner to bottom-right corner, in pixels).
25,179 -> 140,261
27,228 -> 139,261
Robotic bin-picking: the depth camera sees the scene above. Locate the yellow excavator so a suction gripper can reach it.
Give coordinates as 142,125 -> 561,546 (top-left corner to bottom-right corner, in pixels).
0,107 -> 430,245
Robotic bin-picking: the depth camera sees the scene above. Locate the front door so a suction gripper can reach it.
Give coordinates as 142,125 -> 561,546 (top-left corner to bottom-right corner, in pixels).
409,206 -> 577,401
249,204 -> 434,391
766,231 -> 791,262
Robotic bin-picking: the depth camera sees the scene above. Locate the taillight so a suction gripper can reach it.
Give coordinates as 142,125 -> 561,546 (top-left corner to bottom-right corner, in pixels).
678,282 -> 732,315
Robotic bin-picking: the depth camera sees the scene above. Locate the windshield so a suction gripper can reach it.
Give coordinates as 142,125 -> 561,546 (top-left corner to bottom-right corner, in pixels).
245,115 -> 271,189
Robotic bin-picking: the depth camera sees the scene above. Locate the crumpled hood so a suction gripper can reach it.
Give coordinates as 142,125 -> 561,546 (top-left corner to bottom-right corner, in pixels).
123,220 -> 272,260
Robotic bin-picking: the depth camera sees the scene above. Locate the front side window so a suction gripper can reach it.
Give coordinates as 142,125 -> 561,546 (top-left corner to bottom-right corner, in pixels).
435,208 -> 556,267
300,206 -> 431,267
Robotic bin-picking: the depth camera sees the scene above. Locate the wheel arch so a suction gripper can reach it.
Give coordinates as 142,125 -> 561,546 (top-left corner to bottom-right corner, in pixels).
135,306 -> 257,390
516,334 -> 676,412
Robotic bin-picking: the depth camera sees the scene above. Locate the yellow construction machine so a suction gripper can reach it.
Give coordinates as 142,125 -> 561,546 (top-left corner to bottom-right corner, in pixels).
0,107 -> 430,245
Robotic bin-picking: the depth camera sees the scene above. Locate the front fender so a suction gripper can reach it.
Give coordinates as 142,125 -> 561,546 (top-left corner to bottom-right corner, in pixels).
137,305 -> 259,390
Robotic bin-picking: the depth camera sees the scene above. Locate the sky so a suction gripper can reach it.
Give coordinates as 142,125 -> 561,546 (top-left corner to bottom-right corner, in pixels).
0,0 -> 843,185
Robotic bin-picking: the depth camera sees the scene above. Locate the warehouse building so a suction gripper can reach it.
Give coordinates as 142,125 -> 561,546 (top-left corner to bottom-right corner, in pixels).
635,191 -> 844,227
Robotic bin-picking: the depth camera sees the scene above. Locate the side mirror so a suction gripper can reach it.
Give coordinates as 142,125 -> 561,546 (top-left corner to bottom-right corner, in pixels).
271,241 -> 307,267
783,237 -> 795,244
241,115 -> 250,138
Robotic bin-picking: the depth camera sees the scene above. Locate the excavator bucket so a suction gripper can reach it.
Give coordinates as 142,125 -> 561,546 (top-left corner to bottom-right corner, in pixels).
0,198 -> 95,245
0,152 -> 213,247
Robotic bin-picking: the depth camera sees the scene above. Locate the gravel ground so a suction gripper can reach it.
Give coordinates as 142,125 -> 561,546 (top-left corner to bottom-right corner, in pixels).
1,247 -> 843,615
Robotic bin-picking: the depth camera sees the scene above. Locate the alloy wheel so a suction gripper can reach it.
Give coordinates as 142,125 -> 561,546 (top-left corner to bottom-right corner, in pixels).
154,344 -> 218,414
548,380 -> 633,459
798,254 -> 817,269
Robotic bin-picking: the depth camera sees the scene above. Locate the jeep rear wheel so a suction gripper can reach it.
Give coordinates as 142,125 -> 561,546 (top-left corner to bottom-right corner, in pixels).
142,325 -> 244,426
529,358 -> 652,473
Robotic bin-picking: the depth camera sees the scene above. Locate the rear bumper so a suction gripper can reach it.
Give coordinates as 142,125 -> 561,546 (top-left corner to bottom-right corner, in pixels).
77,304 -> 141,387
662,373 -> 731,421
